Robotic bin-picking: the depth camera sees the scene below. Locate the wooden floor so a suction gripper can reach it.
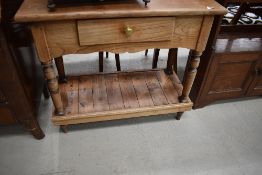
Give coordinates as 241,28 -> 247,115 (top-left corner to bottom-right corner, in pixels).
52,70 -> 192,125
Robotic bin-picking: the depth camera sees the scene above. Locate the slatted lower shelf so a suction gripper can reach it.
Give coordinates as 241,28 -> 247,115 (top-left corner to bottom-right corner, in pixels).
52,70 -> 193,125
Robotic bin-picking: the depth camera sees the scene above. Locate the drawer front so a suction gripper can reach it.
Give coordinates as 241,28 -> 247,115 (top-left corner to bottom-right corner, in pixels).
77,17 -> 175,46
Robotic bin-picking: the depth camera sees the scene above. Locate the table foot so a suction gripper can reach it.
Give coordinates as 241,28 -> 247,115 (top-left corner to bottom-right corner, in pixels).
61,125 -> 68,133
175,112 -> 184,120
23,119 -> 45,139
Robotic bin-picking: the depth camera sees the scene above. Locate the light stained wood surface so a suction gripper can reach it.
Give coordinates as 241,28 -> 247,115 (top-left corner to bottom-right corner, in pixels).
78,17 -> 175,46
13,0 -> 226,124
196,16 -> 214,51
53,70 -> 185,125
15,0 -> 226,22
38,16 -> 207,59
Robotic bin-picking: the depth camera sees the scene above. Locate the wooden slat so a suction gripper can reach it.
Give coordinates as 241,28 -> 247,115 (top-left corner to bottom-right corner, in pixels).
118,73 -> 139,109
105,74 -> 124,110
61,78 -> 79,115
92,74 -> 109,112
156,71 -> 179,104
55,70 -> 185,125
145,71 -> 168,106
167,72 -> 183,96
52,102 -> 193,125
79,76 -> 94,114
131,72 -> 154,107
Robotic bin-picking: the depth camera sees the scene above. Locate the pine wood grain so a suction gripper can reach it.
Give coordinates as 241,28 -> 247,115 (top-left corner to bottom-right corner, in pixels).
196,16 -> 214,51
15,0 -> 226,22
79,76 -> 94,114
60,77 -> 79,115
131,72 -> 154,107
92,74 -> 109,112
78,17 -> 174,46
145,71 -> 168,106
53,70 -> 185,125
41,17 -> 205,59
118,73 -> 139,109
52,102 -> 193,125
156,71 -> 179,104
105,74 -> 124,110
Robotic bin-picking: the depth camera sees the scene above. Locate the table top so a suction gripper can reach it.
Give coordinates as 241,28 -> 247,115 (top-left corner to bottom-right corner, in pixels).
15,0 -> 227,22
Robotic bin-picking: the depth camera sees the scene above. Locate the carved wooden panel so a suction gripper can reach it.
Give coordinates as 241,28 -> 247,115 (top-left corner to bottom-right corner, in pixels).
198,52 -> 259,103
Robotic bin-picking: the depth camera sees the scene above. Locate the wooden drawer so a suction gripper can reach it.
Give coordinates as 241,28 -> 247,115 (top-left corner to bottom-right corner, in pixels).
77,17 -> 175,46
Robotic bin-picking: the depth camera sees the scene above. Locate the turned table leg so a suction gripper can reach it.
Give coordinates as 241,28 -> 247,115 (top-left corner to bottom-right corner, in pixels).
164,48 -> 178,75
176,50 -> 201,120
54,56 -> 67,83
42,61 -> 64,116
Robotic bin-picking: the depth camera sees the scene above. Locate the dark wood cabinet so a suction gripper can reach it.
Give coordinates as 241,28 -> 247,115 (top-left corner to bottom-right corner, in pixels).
0,25 -> 47,139
190,0 -> 262,108
0,0 -> 49,139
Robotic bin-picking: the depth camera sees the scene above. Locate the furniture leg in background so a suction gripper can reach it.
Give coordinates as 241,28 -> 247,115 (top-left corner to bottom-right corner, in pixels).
99,51 -> 104,72
99,52 -> 121,72
152,49 -> 160,69
150,48 -> 178,72
54,56 -> 67,83
165,48 -> 178,75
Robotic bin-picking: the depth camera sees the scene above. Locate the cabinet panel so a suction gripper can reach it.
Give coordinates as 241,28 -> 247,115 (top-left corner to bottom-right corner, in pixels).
197,52 -> 259,105
209,60 -> 254,94
247,61 -> 262,96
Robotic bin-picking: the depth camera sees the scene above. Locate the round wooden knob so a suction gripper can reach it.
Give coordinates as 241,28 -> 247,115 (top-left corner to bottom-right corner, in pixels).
124,26 -> 133,37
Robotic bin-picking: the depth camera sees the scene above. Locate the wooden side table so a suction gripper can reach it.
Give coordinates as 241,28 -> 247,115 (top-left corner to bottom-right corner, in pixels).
15,0 -> 226,132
